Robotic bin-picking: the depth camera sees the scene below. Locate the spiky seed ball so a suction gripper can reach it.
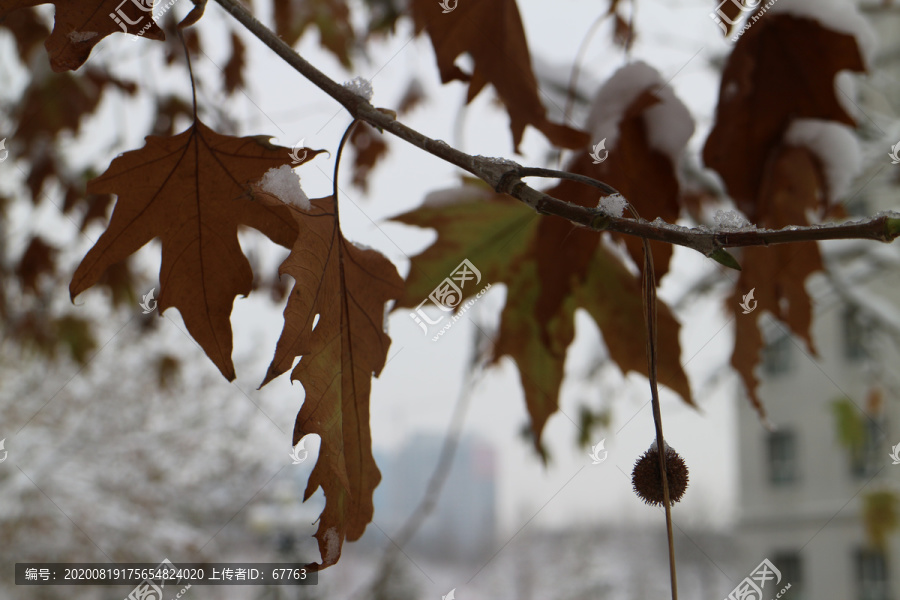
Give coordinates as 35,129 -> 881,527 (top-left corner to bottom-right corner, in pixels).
631,441 -> 689,506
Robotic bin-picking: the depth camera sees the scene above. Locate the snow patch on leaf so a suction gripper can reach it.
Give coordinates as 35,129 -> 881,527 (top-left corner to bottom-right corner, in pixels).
586,61 -> 695,162
342,76 -> 373,101
784,119 -> 860,201
257,165 -> 310,210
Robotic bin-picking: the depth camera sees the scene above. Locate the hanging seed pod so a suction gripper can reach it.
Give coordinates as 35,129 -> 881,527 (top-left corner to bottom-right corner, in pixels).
631,439 -> 689,506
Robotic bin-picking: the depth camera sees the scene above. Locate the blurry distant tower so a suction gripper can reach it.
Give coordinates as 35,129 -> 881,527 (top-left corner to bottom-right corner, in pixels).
734,3 -> 900,599
375,433 -> 496,562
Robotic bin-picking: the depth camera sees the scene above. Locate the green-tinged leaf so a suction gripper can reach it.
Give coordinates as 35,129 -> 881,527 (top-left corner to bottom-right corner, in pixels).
261,195 -> 403,571
393,184 -> 692,453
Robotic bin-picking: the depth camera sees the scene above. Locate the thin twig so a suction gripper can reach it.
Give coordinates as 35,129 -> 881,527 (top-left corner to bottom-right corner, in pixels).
563,11 -> 610,125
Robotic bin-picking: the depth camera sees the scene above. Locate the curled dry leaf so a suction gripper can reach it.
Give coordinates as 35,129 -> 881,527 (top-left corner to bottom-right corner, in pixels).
260,195 -> 403,571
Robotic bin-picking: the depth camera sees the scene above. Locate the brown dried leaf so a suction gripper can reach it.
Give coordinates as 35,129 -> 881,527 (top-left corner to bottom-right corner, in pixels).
223,31 -> 246,95
702,14 -> 865,217
70,119 -> 325,380
703,15 -> 866,420
728,146 -> 824,421
261,195 -> 403,571
409,0 -> 588,151
349,123 -> 388,193
16,236 -> 57,294
0,0 -> 164,72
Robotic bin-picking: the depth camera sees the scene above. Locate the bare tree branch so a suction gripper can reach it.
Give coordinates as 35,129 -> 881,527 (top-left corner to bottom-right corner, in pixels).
213,0 -> 900,267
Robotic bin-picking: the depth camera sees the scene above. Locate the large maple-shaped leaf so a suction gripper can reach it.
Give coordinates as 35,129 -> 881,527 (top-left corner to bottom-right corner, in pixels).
702,14 -> 864,217
260,196 -> 403,571
409,0 -> 588,151
702,14 -> 865,419
70,120 -> 323,380
0,0 -> 165,72
558,62 -> 694,284
393,185 -> 691,451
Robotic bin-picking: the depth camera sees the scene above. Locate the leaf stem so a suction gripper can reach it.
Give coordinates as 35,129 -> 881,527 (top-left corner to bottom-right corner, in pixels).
629,200 -> 678,600
332,119 -> 360,226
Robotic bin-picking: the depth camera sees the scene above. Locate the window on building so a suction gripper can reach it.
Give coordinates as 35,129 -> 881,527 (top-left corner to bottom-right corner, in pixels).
856,547 -> 891,600
843,305 -> 869,362
852,416 -> 886,479
772,552 -> 803,599
762,332 -> 793,376
767,429 -> 798,485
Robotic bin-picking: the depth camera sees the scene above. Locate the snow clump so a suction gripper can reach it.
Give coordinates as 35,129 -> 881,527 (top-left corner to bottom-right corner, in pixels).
597,193 -> 628,217
714,209 -> 755,231
257,165 -> 310,210
342,76 -> 374,101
